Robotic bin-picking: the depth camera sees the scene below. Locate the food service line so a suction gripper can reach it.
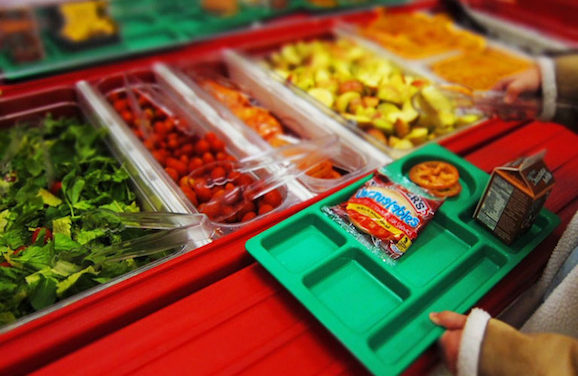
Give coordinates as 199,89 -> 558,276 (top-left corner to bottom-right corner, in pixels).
32,120 -> 578,376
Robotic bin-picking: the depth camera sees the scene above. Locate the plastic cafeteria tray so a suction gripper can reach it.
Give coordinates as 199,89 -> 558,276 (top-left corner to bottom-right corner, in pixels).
246,143 -> 559,376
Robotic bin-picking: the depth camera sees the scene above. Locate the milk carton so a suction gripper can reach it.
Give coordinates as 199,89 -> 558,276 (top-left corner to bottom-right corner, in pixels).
474,151 -> 555,244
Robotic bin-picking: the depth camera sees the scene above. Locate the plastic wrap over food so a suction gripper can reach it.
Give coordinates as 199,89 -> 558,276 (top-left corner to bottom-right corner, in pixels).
324,171 -> 444,261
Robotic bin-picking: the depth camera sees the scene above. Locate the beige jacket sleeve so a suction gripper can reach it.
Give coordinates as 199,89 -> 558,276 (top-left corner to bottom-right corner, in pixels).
550,54 -> 578,128
479,318 -> 578,376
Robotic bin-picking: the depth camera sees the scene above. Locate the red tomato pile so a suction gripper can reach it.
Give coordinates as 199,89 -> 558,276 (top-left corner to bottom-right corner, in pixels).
108,89 -> 284,223
185,162 -> 284,223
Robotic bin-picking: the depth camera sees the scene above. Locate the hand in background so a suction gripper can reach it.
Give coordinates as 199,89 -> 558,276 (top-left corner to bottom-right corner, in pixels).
430,311 -> 468,375
493,64 -> 541,104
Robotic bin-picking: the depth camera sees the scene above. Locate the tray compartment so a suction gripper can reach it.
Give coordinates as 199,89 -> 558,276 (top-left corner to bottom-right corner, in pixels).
260,214 -> 347,273
303,247 -> 410,333
459,202 -> 554,254
368,244 -> 506,365
393,212 -> 481,287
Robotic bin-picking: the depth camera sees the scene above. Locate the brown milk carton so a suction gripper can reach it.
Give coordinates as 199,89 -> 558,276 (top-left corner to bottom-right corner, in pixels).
473,151 -> 555,245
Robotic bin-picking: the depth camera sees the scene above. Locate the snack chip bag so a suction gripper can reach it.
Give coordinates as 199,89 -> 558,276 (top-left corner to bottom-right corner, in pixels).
325,171 -> 444,260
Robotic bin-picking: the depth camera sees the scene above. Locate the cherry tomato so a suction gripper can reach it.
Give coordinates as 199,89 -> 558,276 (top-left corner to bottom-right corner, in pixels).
166,158 -> 188,177
205,132 -> 218,143
152,150 -> 167,166
262,190 -> 283,207
237,200 -> 255,216
221,206 -> 236,222
210,166 -> 227,181
202,152 -> 215,164
212,189 -> 226,200
179,155 -> 189,165
144,108 -> 154,120
193,180 -> 212,203
109,92 -> 121,102
209,138 -> 226,153
165,167 -> 179,181
180,144 -> 194,156
121,111 -> 134,124
241,212 -> 257,222
258,204 -> 274,215
164,119 -> 175,133
200,201 -> 221,219
113,100 -> 126,112
144,138 -> 155,150
235,174 -> 253,187
195,139 -> 210,155
189,157 -> 203,171
154,121 -> 166,135
180,183 -> 198,206
168,138 -> 180,150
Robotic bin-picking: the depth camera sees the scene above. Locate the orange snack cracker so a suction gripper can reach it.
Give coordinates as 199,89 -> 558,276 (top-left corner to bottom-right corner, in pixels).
409,160 -> 462,198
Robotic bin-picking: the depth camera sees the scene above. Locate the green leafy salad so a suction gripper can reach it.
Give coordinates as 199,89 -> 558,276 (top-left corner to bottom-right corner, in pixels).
0,115 -> 163,326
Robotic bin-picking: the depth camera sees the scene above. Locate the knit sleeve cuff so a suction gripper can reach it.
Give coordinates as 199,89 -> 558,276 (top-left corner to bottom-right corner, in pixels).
457,308 -> 491,376
537,56 -> 557,121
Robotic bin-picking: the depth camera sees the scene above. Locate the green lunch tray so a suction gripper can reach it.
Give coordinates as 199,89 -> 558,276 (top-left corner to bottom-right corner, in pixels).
246,143 -> 559,376
0,0 -> 268,82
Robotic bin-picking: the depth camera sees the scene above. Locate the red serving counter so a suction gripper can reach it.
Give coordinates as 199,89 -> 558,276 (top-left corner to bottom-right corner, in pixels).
28,122 -> 578,375
28,119 -> 578,376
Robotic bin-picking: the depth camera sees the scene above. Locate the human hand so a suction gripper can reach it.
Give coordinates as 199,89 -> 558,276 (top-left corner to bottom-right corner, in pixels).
430,311 -> 468,375
492,65 -> 541,104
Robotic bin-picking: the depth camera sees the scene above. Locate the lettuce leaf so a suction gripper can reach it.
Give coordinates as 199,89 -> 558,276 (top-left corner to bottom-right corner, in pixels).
0,115 -> 150,325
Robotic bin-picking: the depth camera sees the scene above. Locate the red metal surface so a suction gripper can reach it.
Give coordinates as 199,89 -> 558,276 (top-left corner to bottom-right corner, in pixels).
33,121 -> 578,376
469,0 -> 578,43
439,117 -> 528,156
